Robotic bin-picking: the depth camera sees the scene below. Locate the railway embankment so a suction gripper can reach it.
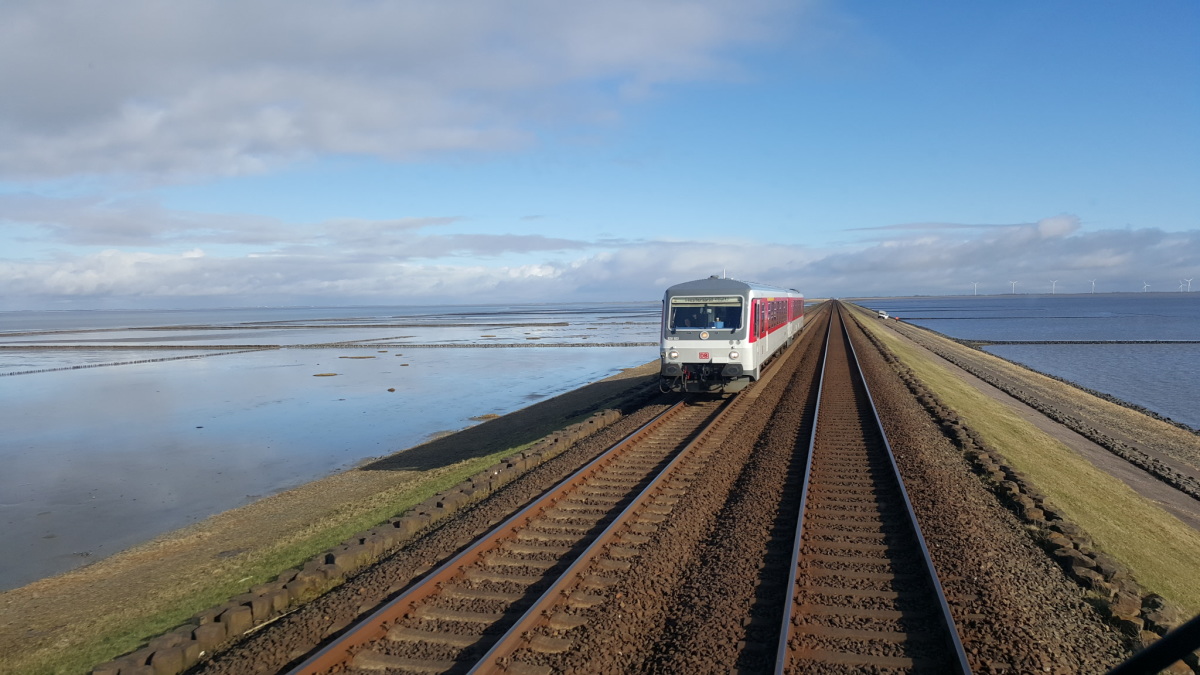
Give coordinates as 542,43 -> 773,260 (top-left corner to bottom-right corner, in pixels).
7,301 -> 1200,674
849,304 -> 1200,662
106,303 -> 1155,673
868,309 -> 1200,511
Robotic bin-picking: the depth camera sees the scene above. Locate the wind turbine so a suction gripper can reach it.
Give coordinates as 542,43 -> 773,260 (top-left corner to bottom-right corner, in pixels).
1009,281 -> 1018,294
1143,281 -> 1151,292
1090,279 -> 1096,293
971,282 -> 978,296
1050,280 -> 1058,294
1187,278 -> 1194,292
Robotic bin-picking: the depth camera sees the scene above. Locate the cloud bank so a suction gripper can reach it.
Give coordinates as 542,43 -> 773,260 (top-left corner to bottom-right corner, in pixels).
0,0 -> 788,180
2,208 -> 1196,308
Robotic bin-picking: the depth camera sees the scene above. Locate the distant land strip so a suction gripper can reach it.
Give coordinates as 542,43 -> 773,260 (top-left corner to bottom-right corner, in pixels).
965,340 -> 1200,346
0,322 -> 574,337
0,342 -> 657,375
0,342 -> 655,350
895,316 -> 1125,320
0,344 -> 275,350
0,348 -> 271,376
331,342 -> 657,348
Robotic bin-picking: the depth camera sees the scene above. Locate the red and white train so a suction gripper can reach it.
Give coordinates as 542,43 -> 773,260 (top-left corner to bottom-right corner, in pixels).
659,276 -> 805,393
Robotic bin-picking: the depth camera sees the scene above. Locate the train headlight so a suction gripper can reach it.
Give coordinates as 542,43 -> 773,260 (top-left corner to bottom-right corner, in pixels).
728,350 -> 740,360
668,349 -> 679,360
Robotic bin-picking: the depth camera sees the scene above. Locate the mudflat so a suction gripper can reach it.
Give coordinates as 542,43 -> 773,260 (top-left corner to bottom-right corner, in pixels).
0,361 -> 660,675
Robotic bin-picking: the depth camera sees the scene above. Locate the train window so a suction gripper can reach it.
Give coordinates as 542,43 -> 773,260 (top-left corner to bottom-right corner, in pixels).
668,296 -> 743,331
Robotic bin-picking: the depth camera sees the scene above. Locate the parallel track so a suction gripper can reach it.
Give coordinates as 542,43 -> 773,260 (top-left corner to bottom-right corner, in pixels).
775,304 -> 971,673
282,303 -> 974,673
288,338 -> 801,674
288,399 -> 721,674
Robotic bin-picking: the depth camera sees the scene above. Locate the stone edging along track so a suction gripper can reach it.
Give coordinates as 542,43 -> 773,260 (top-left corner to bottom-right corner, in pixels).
850,312 -> 1196,668
89,386 -> 659,675
883,316 -> 1200,502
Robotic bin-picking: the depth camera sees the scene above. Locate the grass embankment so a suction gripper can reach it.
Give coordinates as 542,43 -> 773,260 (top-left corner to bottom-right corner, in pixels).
3,442 -> 537,675
864,319 -> 1200,613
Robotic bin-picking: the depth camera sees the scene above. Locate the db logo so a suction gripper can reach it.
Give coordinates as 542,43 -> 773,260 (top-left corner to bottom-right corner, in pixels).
699,352 -> 710,360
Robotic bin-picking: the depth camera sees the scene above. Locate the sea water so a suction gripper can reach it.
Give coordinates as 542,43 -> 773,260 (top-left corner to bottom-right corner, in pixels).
860,294 -> 1200,430
0,303 -> 660,590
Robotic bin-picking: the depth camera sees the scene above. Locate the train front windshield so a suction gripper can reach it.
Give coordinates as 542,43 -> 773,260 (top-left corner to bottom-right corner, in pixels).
668,296 -> 743,331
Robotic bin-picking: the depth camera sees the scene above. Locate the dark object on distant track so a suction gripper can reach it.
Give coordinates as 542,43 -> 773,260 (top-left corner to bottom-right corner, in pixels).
659,276 -> 804,393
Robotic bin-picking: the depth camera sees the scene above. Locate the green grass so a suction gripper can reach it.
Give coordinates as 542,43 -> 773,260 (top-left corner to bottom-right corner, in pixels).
865,322 -> 1200,613
10,441 -> 541,675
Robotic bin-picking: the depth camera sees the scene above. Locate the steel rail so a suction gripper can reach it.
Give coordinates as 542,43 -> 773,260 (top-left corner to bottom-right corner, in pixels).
775,303 -> 972,673
285,398 -> 699,675
842,306 -> 972,672
773,300 -> 832,674
468,332 -> 808,674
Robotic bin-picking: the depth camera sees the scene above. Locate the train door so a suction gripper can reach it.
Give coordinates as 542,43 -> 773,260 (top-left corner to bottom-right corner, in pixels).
754,298 -> 767,371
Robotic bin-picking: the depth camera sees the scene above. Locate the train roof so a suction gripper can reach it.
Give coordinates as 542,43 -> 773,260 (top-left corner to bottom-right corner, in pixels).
664,277 -> 802,297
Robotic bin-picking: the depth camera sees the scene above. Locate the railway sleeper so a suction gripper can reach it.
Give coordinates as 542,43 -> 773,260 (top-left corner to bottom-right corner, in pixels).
607,545 -> 640,559
524,518 -> 593,532
387,626 -> 482,648
463,568 -> 543,585
547,500 -> 611,512
578,574 -> 619,591
539,507 -> 606,521
807,528 -> 889,540
797,603 -> 918,621
526,633 -> 575,654
351,650 -> 454,673
416,605 -> 505,624
486,554 -> 561,569
810,568 -> 918,582
813,541 -> 892,553
797,624 -> 910,642
547,611 -> 588,631
514,529 -> 586,544
792,648 -> 916,670
806,585 -> 902,600
635,511 -> 668,524
439,585 -> 524,603
502,541 -> 574,556
566,591 -> 605,609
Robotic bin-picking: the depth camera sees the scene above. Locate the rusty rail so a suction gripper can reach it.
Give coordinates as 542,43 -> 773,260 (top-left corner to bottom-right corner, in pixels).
775,303 -> 971,673
286,397 -> 723,674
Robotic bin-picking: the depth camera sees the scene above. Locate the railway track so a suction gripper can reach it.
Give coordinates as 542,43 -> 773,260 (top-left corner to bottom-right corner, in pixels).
776,304 -> 970,672
283,304 -> 974,674
100,299 -> 1155,674
287,337 -> 802,675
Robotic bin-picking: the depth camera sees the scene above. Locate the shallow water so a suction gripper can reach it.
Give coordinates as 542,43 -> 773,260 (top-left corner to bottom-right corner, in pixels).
984,343 -> 1200,429
860,294 -> 1200,430
0,303 -> 659,590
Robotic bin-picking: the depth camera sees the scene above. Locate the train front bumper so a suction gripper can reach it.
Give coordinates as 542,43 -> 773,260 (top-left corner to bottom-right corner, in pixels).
661,362 -> 741,378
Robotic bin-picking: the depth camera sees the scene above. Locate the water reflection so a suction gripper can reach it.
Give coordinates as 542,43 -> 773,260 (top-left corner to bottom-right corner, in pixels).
0,303 -> 659,590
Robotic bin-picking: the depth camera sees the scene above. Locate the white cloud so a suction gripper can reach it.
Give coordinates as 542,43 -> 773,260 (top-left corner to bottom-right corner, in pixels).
0,194 -> 594,258
1,208 -> 1197,308
0,0 -> 792,180
1035,214 -> 1080,238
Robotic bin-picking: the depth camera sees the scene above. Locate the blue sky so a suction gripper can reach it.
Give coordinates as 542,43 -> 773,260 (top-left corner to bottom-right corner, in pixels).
1,0 -> 1197,309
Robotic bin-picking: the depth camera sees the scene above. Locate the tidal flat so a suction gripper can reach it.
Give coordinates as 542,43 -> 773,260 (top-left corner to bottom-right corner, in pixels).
0,303 -> 659,590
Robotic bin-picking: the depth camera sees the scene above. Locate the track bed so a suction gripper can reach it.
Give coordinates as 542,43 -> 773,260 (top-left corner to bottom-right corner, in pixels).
194,303 -> 1132,674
